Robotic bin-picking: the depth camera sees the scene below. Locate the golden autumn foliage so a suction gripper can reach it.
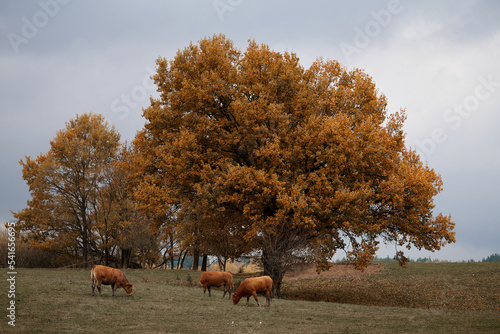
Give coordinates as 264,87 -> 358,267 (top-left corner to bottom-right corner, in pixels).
130,34 -> 455,296
12,113 -> 157,267
13,113 -> 121,263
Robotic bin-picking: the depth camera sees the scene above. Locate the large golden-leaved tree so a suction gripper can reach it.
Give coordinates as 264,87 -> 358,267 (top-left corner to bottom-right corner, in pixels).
13,113 -> 121,266
131,34 -> 455,296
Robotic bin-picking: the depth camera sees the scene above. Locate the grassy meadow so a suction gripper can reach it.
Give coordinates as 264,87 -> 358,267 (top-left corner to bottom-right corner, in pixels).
1,262 -> 499,333
284,261 -> 500,311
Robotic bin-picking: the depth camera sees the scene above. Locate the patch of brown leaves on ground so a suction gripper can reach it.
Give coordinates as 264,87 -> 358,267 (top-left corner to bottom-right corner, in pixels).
284,262 -> 382,281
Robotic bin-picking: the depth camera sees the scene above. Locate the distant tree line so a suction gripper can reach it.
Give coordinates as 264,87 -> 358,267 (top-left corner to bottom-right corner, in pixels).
358,254 -> 500,263
480,253 -> 500,262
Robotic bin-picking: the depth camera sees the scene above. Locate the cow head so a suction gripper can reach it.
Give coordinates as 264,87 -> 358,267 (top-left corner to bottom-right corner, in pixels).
232,293 -> 240,305
124,283 -> 133,295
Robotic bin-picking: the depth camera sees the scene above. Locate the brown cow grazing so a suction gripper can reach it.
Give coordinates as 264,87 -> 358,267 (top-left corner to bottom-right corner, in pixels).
199,271 -> 234,298
232,275 -> 273,307
91,265 -> 133,297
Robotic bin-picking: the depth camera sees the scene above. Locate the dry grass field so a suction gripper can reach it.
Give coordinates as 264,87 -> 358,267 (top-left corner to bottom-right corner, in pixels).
283,261 -> 500,311
1,262 -> 499,333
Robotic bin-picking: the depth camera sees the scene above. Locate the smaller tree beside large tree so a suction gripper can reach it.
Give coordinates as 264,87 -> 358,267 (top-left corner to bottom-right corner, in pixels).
13,113 -> 122,266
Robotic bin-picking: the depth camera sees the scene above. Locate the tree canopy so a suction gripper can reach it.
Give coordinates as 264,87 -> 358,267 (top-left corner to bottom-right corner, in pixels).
130,34 -> 455,296
13,113 -> 158,267
11,34 -> 455,296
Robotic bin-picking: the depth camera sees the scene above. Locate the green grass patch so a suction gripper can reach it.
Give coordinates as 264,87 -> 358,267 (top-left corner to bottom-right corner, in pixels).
0,263 -> 499,333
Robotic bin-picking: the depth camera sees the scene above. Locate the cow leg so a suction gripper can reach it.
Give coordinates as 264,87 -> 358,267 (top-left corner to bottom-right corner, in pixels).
246,296 -> 251,306
112,283 -> 116,297
265,291 -> 271,307
222,284 -> 227,299
91,279 -> 96,296
97,281 -> 102,297
208,286 -> 211,297
252,292 -> 260,306
203,286 -> 206,296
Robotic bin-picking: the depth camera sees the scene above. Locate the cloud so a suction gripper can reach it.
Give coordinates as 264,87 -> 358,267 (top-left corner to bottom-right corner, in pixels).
398,19 -> 443,40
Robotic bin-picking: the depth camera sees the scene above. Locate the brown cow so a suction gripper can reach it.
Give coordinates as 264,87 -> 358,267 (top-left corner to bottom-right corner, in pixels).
232,275 -> 273,307
91,265 -> 133,297
199,271 -> 233,298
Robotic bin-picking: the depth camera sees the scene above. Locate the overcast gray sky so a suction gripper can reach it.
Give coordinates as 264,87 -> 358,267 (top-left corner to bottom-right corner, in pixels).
1,0 -> 499,261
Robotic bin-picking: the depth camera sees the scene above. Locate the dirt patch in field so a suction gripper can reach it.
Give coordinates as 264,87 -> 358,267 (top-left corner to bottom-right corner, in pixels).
284,262 -> 383,281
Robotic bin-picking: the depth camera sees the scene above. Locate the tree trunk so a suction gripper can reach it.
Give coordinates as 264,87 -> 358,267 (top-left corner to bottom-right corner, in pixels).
179,250 -> 188,269
260,227 -> 308,299
192,248 -> 200,270
262,249 -> 286,299
121,248 -> 131,269
217,255 -> 226,271
82,217 -> 88,268
201,253 -> 208,271
104,247 -> 109,266
177,250 -> 187,269
104,217 -> 109,266
169,239 -> 175,269
169,253 -> 175,269
81,200 -> 91,269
